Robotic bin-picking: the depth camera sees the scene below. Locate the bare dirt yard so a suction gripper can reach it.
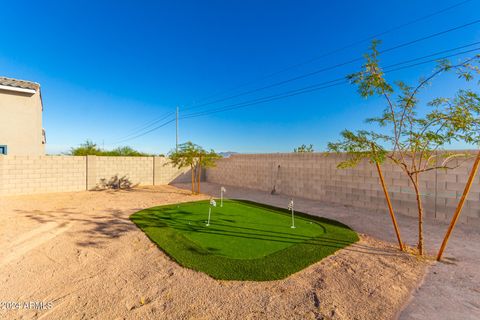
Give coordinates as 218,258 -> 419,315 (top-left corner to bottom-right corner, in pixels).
0,186 -> 429,319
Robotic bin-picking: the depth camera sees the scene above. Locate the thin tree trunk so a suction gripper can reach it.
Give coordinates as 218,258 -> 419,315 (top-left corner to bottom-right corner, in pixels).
409,175 -> 424,255
190,165 -> 195,194
374,161 -> 404,251
197,163 -> 201,194
437,149 -> 480,261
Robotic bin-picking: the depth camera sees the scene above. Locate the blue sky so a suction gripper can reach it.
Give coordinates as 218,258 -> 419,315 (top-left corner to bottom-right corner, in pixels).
1,0 -> 479,154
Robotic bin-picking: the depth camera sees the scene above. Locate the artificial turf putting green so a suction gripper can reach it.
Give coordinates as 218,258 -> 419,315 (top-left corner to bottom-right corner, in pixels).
130,199 -> 358,281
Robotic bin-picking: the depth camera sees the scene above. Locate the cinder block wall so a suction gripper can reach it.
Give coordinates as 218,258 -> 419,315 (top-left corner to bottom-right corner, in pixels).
95,156 -> 154,186
0,156 -> 87,195
206,152 -> 480,225
153,157 -> 191,184
0,155 -> 187,195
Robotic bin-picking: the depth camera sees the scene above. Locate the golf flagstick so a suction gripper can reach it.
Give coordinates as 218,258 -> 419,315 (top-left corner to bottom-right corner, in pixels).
288,199 -> 295,228
220,186 -> 226,207
206,198 -> 216,226
206,207 -> 211,226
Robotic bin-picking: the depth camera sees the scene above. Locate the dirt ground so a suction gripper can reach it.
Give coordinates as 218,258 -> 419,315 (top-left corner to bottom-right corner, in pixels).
0,186 -> 429,320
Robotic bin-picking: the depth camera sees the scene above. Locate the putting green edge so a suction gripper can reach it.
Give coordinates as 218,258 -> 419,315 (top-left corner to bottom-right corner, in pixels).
130,199 -> 359,281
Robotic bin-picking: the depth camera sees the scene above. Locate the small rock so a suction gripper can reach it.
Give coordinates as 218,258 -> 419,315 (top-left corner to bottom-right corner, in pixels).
125,301 -> 135,311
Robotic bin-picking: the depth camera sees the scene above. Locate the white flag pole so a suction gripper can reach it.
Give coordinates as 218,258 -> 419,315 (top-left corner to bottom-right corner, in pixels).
220,187 -> 226,207
289,199 -> 296,229
207,198 -> 216,226
291,207 -> 295,229
206,207 -> 211,226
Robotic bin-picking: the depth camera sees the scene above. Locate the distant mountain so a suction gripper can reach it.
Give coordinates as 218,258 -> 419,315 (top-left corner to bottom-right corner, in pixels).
218,151 -> 239,158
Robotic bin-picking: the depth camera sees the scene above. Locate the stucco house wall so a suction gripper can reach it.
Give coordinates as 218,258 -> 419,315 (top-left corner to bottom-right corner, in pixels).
0,77 -> 45,156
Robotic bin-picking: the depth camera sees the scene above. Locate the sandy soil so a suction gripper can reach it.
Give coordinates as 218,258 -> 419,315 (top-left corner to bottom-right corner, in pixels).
0,186 -> 429,319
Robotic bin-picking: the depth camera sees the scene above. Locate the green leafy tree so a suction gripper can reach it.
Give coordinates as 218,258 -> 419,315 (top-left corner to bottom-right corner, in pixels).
168,142 -> 200,194
168,142 -> 221,194
103,146 -> 150,156
69,140 -> 103,156
195,148 -> 221,193
69,140 -> 151,156
294,144 -> 314,153
328,41 -> 480,255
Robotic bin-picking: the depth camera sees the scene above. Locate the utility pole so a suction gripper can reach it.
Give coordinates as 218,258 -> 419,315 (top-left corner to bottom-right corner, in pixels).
176,106 -> 179,152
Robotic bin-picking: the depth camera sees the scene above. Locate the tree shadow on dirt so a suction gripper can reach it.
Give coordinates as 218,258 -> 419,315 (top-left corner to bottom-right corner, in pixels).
16,207 -> 139,248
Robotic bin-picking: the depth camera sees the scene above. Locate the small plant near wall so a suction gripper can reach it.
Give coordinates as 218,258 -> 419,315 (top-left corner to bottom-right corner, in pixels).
96,175 -> 134,190
328,40 -> 480,256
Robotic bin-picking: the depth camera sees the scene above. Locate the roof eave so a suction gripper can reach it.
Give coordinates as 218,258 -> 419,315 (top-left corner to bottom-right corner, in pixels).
0,84 -> 36,94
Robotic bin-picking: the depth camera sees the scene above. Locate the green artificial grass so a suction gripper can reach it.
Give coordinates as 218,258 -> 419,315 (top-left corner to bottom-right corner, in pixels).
130,199 -> 358,281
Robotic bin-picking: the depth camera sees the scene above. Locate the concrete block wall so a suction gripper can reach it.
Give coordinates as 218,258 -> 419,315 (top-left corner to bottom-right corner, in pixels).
0,155 -> 186,195
206,152 -> 480,225
94,156 -> 154,186
153,157 -> 191,184
0,155 -> 87,195
2,153 -> 477,225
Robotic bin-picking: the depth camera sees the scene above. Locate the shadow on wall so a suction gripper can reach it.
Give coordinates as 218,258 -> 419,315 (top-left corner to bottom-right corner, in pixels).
169,168 -> 206,184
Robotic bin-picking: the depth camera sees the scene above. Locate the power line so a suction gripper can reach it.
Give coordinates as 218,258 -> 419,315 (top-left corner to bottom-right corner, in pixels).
109,6 -> 477,144
182,81 -> 347,119
182,0 -> 475,109
115,44 -> 480,143
118,32 -> 480,145
381,19 -> 480,54
183,19 -> 480,113
113,118 -> 176,144
383,41 -> 480,68
383,46 -> 480,72
111,110 -> 174,143
181,19 -> 480,113
182,47 -> 480,119
176,106 -> 179,152
180,46 -> 480,119
126,110 -> 173,132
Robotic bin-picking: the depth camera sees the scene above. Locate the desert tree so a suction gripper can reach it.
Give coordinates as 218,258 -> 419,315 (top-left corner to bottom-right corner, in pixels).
69,140 -> 102,155
168,142 -> 202,194
195,148 -> 221,193
328,41 -> 480,255
168,142 -> 221,195
294,144 -> 314,153
69,140 -> 150,156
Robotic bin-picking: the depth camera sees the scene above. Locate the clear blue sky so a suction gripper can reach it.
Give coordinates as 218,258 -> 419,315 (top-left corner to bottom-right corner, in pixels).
1,0 -> 479,154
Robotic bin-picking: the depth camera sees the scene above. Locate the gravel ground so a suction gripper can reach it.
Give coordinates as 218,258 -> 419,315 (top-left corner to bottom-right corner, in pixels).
0,185 -> 428,319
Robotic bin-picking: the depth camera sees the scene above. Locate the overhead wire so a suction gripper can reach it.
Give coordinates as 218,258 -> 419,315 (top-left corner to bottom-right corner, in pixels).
112,110 -> 175,143
181,19 -> 480,113
115,44 -> 480,143
112,118 -> 177,144
179,46 -> 480,119
112,15 -> 480,143
182,0 -> 475,109
114,44 -> 480,144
